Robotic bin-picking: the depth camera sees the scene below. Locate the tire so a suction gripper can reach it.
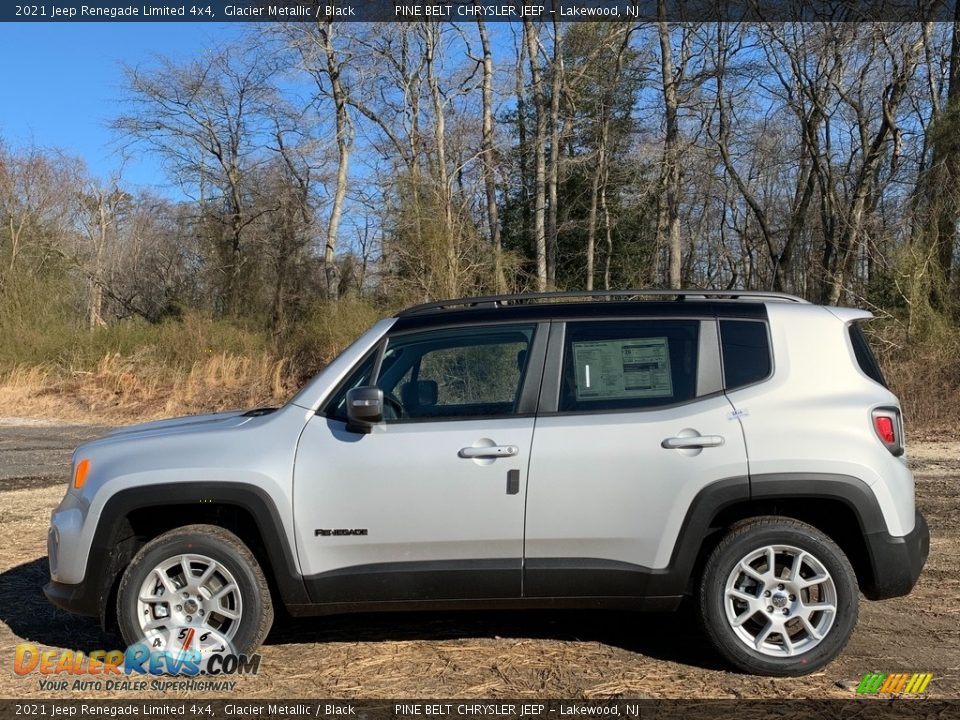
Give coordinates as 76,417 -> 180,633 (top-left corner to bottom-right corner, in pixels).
698,517 -> 858,676
116,524 -> 273,656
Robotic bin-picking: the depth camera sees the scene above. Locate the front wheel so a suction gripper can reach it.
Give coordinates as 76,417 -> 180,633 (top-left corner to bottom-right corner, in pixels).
699,517 -> 858,676
116,524 -> 273,658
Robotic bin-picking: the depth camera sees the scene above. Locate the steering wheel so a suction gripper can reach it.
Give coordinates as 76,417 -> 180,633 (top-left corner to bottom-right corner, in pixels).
383,392 -> 404,420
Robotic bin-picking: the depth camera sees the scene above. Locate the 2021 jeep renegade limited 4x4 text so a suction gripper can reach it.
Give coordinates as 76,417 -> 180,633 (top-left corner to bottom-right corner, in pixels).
45,290 -> 929,676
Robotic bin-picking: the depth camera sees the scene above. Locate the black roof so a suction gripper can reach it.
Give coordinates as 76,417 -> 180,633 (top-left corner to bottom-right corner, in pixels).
392,290 -> 795,332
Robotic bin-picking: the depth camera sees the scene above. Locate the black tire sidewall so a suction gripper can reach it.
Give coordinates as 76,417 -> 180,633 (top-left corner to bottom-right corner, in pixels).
701,522 -> 859,676
117,530 -> 268,656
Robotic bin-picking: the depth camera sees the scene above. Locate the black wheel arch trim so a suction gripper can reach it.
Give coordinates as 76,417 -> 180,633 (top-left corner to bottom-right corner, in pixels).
747,472 -> 888,533
639,471 -> 920,599
45,482 -> 309,622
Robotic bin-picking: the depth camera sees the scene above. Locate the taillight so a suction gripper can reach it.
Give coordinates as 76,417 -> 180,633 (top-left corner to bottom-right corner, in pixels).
874,416 -> 895,444
872,408 -> 903,456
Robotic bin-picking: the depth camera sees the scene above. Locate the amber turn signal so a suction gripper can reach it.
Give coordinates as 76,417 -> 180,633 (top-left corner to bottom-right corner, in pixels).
73,458 -> 91,489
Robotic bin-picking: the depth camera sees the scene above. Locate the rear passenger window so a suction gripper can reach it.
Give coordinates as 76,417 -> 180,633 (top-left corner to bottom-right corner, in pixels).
720,320 -> 771,389
560,320 -> 699,412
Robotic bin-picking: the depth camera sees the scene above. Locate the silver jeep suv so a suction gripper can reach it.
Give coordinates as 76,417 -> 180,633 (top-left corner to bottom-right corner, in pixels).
45,290 -> 929,676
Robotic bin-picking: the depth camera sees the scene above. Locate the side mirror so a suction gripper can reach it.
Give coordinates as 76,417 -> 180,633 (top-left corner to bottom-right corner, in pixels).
345,386 -> 384,433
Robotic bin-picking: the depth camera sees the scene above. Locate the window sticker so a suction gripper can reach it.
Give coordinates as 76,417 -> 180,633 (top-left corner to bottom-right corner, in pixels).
572,337 -> 673,400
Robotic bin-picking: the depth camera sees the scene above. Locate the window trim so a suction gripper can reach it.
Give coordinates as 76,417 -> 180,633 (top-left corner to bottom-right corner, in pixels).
718,318 -> 775,393
539,316 -> 724,417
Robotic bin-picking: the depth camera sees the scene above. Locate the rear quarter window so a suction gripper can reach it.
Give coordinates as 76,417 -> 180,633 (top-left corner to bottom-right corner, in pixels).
720,320 -> 772,390
848,322 -> 887,387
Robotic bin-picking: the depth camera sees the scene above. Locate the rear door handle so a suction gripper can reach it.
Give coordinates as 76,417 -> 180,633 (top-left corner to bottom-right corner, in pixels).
458,445 -> 519,459
661,435 -> 725,449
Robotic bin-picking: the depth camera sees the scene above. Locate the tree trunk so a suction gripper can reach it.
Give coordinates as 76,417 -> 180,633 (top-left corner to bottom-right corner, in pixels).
514,33 -> 532,286
524,18 -> 548,292
424,22 -> 457,298
320,20 -> 350,301
546,13 -> 562,288
601,157 -> 613,291
477,19 -> 504,293
586,145 -> 602,291
657,10 -> 682,290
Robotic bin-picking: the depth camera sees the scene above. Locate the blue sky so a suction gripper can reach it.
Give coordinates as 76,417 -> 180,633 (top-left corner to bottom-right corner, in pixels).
0,23 -> 244,192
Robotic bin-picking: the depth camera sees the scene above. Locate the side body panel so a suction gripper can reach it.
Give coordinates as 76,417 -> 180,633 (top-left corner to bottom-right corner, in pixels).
524,396 -> 748,587
293,416 -> 535,602
523,317 -> 750,596
726,304 -> 915,536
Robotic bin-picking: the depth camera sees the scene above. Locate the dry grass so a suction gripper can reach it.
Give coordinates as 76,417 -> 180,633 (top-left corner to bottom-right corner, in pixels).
0,300 -> 382,424
885,347 -> 960,431
0,352 -> 293,423
870,318 -> 960,431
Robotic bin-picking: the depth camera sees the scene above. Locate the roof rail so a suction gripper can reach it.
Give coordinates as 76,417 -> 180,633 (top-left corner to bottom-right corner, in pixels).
398,289 -> 809,316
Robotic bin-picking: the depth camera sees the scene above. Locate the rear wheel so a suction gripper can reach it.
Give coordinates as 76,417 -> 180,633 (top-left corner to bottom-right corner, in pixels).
116,524 -> 273,658
699,517 -> 858,676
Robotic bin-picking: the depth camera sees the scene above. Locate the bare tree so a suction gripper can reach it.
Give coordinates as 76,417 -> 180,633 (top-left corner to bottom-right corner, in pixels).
826,26 -> 923,304
263,112 -> 318,331
422,21 -> 458,297
0,146 -> 78,285
709,24 -> 817,292
285,20 -> 353,300
921,10 -> 960,309
582,26 -> 635,291
657,8 -> 686,289
115,45 -> 278,315
74,178 -> 128,329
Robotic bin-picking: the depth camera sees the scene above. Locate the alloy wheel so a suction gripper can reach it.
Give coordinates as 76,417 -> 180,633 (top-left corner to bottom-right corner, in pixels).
723,544 -> 837,657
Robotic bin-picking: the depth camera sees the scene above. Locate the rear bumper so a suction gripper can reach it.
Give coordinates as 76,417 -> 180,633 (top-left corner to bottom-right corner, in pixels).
862,510 -> 930,600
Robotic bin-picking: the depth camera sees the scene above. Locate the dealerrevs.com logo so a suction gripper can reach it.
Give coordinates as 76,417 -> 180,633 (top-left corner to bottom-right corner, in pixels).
14,638 -> 260,692
856,673 -> 934,695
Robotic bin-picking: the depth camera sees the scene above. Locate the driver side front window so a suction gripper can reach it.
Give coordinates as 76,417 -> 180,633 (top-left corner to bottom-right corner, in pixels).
376,324 -> 535,422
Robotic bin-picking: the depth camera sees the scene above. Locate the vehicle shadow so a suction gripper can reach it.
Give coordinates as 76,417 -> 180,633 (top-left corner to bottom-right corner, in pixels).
267,605 -> 727,671
0,558 -> 120,652
1,557 -> 725,671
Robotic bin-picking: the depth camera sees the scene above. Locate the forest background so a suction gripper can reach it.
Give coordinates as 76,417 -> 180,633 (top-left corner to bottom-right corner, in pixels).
2,19 -> 959,426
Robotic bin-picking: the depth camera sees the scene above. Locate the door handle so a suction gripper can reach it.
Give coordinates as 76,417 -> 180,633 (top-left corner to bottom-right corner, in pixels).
458,445 -> 519,459
661,435 -> 724,449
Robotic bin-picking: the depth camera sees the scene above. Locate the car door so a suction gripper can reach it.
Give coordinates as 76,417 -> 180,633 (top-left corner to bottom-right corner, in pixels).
523,317 -> 749,599
293,321 -> 547,605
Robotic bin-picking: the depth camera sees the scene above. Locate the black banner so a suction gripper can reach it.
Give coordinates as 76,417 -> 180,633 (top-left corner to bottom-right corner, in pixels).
4,0 -> 958,23
0,700 -> 957,720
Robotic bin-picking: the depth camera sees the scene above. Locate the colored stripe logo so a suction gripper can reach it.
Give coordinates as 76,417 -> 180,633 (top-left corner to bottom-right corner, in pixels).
856,672 -> 933,694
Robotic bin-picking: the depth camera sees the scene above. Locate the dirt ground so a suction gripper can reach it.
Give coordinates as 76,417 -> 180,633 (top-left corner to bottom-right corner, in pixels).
0,420 -> 957,700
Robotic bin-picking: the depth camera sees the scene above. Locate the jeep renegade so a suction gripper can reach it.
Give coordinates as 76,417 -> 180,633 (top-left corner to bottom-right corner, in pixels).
45,290 -> 929,676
